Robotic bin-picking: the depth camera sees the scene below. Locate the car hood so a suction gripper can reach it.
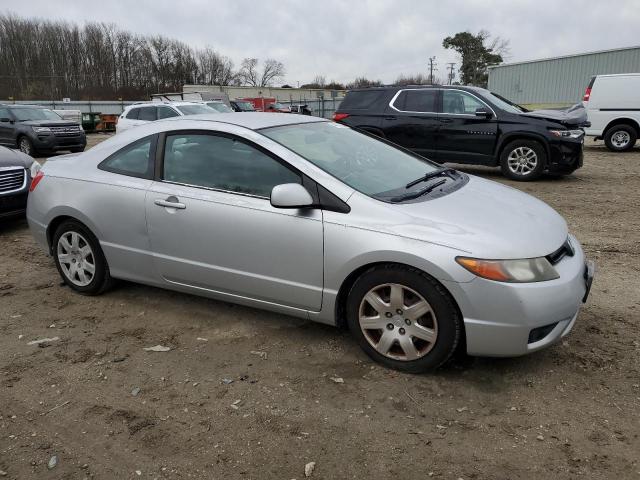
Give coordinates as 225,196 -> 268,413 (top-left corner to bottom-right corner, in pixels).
0,146 -> 32,168
520,103 -> 590,127
379,175 -> 568,259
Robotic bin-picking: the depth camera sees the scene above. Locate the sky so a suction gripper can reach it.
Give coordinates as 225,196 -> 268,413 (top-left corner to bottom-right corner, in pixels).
4,0 -> 640,86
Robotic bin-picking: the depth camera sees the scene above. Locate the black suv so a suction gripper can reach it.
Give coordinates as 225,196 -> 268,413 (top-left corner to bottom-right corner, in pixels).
0,105 -> 86,157
334,86 -> 588,181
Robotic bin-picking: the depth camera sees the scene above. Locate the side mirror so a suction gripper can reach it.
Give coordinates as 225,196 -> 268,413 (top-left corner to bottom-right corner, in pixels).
475,107 -> 493,119
270,183 -> 314,209
0,117 -> 11,123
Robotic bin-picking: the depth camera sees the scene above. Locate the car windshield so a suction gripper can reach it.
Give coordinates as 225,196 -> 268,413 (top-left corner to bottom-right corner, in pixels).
11,107 -> 61,121
484,91 -> 528,113
207,102 -> 233,113
261,121 -> 440,198
176,104 -> 216,115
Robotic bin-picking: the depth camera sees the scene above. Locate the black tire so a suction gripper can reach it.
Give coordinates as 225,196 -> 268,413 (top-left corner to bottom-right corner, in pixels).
18,136 -> 35,156
604,124 -> 637,152
346,264 -> 462,373
70,147 -> 85,153
499,139 -> 546,181
52,220 -> 113,295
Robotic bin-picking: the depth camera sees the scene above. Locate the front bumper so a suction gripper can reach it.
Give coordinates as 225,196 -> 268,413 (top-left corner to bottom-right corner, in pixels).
547,137 -> 584,173
32,133 -> 86,152
443,235 -> 594,357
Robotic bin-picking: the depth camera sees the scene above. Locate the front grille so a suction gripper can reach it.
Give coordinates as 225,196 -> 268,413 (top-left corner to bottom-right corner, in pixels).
546,238 -> 575,265
50,125 -> 81,136
0,168 -> 27,193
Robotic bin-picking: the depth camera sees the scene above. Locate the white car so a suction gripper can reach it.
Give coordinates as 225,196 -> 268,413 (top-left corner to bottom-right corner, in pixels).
116,102 -> 217,134
583,73 -> 640,151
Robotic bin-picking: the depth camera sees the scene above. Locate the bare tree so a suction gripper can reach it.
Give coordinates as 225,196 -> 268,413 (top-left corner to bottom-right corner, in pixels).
259,59 -> 285,87
237,58 -> 259,86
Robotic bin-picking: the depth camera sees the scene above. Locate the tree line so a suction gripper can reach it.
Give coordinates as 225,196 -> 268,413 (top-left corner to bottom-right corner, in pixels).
0,14 -> 285,100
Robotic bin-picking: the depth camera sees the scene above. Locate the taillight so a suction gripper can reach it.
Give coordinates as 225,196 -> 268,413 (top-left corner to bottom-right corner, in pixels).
583,87 -> 591,102
333,113 -> 349,121
30,170 -> 44,192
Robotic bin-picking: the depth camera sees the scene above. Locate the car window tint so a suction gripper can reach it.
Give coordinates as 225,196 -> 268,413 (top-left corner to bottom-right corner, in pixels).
138,107 -> 157,121
157,106 -> 180,119
99,136 -> 154,178
340,90 -> 385,110
442,91 -> 485,114
126,108 -> 140,120
163,133 -> 300,197
0,107 -> 10,119
395,90 -> 437,112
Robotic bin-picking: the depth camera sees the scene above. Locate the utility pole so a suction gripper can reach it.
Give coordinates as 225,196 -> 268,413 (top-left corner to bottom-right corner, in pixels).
446,63 -> 456,85
428,56 -> 437,84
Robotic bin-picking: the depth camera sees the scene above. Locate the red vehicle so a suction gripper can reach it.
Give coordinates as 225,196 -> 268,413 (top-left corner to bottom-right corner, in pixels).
239,97 -> 290,113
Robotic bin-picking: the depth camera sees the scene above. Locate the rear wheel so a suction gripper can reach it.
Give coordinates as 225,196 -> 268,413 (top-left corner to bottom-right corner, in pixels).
53,220 -> 113,295
346,265 -> 461,373
604,124 -> 637,152
500,140 -> 546,181
18,136 -> 35,156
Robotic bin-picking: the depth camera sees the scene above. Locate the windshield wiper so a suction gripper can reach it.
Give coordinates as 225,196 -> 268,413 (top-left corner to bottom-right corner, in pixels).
405,168 -> 455,189
390,178 -> 447,203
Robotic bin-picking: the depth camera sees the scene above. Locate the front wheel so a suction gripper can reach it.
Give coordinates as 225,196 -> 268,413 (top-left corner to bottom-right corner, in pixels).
346,265 -> 462,373
500,140 -> 546,181
18,136 -> 35,156
604,125 -> 637,152
53,220 -> 113,295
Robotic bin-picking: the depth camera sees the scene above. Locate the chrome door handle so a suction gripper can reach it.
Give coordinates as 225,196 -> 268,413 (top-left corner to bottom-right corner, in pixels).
155,198 -> 186,209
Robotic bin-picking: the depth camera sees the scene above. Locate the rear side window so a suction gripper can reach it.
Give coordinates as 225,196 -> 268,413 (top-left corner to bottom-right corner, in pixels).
99,135 -> 155,179
394,90 -> 437,112
157,106 -> 180,119
126,108 -> 140,119
340,90 -> 385,110
138,107 -> 157,121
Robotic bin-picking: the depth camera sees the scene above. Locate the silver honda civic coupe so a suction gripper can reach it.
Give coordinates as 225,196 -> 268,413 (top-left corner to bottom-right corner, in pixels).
27,113 -> 594,372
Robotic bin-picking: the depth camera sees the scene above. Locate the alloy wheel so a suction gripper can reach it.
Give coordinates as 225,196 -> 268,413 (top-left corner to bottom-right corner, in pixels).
57,231 -> 96,287
507,146 -> 538,175
358,283 -> 438,361
19,138 -> 32,155
611,130 -> 631,149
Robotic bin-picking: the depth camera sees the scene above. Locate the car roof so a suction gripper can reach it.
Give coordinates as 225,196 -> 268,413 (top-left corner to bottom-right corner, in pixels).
348,85 -> 487,93
159,112 -> 326,130
123,101 -> 206,110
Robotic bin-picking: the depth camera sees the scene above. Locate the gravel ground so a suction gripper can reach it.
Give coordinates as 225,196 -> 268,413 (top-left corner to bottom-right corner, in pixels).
0,135 -> 639,479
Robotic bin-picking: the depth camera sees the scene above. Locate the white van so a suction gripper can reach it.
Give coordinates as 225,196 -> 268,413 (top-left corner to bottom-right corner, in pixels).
583,73 -> 640,151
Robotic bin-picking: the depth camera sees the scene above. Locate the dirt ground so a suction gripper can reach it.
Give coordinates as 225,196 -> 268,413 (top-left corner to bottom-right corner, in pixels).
1,134 -> 639,480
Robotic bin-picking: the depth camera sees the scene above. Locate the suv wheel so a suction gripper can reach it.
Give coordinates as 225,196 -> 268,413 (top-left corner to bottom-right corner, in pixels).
18,136 -> 34,156
53,220 -> 113,295
500,140 -> 546,181
346,265 -> 461,373
604,124 -> 637,152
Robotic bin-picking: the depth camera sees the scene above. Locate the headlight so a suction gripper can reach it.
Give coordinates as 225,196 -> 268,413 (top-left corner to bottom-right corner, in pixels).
30,161 -> 42,177
455,256 -> 559,283
549,129 -> 583,139
32,126 -> 51,133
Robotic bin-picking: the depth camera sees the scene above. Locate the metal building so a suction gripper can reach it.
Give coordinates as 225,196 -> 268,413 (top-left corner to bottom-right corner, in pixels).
488,46 -> 640,107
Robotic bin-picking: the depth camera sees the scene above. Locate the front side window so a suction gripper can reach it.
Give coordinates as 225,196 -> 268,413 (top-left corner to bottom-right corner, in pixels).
163,133 -> 300,197
138,107 -> 157,121
261,121 -> 440,198
99,136 -> 154,179
157,106 -> 180,119
126,108 -> 140,119
394,90 -> 437,112
442,90 -> 486,115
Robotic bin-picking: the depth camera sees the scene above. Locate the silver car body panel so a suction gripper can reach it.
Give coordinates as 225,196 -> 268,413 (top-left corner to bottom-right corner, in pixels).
28,113 -> 589,356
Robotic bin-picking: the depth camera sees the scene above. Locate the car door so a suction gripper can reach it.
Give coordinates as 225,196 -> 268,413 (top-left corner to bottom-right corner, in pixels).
145,130 -> 324,311
437,89 -> 498,165
382,89 -> 440,160
0,107 -> 13,146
